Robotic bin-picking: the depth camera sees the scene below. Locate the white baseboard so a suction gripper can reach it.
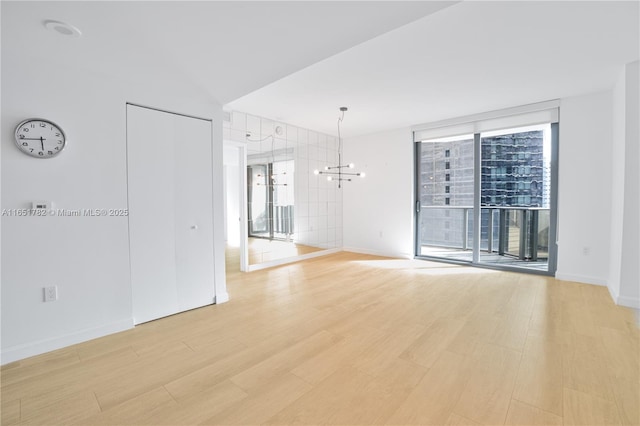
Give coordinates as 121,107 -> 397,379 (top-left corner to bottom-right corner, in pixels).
615,295 -> 640,309
556,273 -> 639,309
247,248 -> 341,272
1,318 -> 134,366
215,292 -> 230,304
607,283 -> 620,305
607,285 -> 640,309
342,247 -> 411,259
554,272 -> 608,286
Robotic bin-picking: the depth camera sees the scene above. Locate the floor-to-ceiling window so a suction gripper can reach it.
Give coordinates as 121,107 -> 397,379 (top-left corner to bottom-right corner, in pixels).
414,103 -> 558,275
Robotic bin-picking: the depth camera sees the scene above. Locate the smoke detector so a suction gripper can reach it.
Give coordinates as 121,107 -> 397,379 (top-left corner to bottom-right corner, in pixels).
44,20 -> 82,38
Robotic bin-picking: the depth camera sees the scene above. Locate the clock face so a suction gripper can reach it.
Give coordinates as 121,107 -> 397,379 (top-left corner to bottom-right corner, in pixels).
14,119 -> 66,158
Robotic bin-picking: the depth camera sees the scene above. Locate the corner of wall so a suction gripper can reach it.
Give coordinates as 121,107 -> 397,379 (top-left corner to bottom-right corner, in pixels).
606,279 -> 640,309
214,292 -> 230,304
607,280 -> 620,304
607,60 -> 640,310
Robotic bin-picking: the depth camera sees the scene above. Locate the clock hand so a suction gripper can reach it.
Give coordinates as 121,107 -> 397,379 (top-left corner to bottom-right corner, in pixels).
20,137 -> 46,140
40,137 -> 45,151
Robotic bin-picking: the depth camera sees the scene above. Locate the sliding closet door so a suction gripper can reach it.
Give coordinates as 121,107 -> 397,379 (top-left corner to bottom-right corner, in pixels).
127,104 -> 214,324
173,113 -> 215,313
128,106 -> 178,323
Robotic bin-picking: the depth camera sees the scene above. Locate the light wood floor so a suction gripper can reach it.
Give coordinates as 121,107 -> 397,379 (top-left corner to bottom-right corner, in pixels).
247,238 -> 325,265
226,238 -> 325,268
2,252 -> 639,425
225,239 -> 325,285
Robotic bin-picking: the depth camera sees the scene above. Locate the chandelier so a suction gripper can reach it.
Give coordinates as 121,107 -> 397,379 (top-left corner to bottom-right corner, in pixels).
314,107 -> 365,188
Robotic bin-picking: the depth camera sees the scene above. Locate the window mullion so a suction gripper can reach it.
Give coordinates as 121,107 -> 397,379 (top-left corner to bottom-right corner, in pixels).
473,132 -> 481,263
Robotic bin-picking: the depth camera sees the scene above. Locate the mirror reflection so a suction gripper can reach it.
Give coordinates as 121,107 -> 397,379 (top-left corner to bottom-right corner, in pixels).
224,111 -> 343,270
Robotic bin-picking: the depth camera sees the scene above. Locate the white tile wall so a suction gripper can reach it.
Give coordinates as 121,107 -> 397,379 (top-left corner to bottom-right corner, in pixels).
230,129 -> 246,142
246,114 -> 260,135
231,111 -> 246,131
287,125 -> 298,142
260,119 -> 274,138
225,109 -> 344,253
319,188 -> 328,203
298,128 -> 308,144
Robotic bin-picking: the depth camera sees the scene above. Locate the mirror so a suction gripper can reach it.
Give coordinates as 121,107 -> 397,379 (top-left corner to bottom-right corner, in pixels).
224,111 -> 343,270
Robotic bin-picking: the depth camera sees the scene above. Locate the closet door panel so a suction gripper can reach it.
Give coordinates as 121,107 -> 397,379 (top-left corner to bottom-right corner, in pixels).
172,113 -> 215,311
127,105 -> 179,324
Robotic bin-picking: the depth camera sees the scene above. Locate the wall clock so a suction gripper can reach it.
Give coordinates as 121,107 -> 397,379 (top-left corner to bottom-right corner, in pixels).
14,118 -> 66,158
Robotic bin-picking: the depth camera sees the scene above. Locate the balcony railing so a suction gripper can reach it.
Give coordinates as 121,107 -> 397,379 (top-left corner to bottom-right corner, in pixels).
420,206 -> 550,261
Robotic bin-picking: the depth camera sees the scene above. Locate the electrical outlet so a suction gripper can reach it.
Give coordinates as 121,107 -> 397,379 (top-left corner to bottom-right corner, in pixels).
43,286 -> 58,302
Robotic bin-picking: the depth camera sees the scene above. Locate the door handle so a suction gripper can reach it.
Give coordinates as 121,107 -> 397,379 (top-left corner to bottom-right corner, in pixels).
416,201 -> 421,213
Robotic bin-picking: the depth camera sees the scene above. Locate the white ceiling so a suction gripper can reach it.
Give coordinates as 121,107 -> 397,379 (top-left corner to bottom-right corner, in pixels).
228,1 -> 640,137
1,1 -> 455,105
4,1 -> 637,138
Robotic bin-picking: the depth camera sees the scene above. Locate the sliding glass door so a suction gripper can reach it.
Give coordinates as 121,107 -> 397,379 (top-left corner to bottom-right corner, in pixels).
478,124 -> 554,271
416,134 -> 475,262
415,122 -> 558,275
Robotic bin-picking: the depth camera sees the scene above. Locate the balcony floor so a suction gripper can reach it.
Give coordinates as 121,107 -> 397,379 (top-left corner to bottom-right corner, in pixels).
420,246 -> 549,272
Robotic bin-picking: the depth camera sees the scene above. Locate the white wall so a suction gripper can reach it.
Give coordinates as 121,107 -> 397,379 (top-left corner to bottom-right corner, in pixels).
619,61 -> 639,307
610,67 -> 627,297
343,127 -> 414,258
556,90 -> 613,285
1,51 -> 226,364
609,61 -> 640,308
223,145 -> 241,247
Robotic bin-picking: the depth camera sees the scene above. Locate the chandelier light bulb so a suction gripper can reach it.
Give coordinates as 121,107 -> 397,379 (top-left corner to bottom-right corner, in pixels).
313,170 -> 320,175
349,163 -> 355,168
327,176 -> 333,181
324,166 -> 330,170
359,172 -> 366,178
